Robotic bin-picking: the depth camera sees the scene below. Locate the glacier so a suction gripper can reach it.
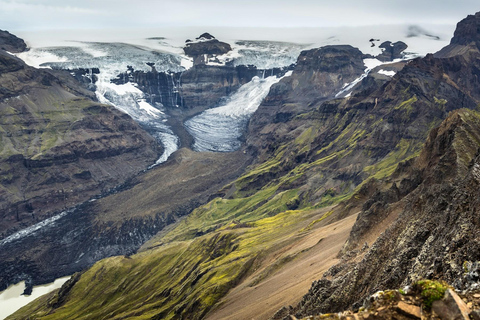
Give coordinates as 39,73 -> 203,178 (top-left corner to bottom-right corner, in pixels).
185,72 -> 291,152
13,24 -> 453,163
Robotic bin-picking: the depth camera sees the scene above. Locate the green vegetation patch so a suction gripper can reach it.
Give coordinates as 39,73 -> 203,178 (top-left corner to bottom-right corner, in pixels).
414,280 -> 448,309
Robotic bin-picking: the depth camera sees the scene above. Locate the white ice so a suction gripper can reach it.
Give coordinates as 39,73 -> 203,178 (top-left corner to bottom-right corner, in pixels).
185,71 -> 292,152
378,69 -> 397,77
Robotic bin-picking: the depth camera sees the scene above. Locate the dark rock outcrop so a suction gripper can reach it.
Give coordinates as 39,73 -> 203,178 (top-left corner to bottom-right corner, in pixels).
247,45 -> 366,162
436,11 -> 480,57
183,34 -> 232,66
0,29 -> 27,53
113,64 -> 291,110
376,41 -> 408,61
278,108 -> 480,319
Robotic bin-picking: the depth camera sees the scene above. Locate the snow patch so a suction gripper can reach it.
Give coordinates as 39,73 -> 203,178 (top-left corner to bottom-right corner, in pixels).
335,58 -> 383,98
378,69 -> 396,77
15,50 -> 68,68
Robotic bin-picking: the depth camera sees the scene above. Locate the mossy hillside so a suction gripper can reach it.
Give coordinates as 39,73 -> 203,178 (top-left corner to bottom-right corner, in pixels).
0,95 -> 98,159
33,86 -> 461,320
9,204 -> 330,320
11,45 -> 476,319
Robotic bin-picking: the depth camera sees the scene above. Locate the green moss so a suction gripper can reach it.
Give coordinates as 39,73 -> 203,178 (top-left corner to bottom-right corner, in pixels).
434,96 -> 447,106
415,280 -> 448,309
301,209 -> 334,232
394,95 -> 418,118
363,139 -> 422,180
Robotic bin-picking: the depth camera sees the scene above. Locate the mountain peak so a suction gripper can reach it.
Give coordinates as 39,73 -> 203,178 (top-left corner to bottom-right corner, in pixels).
435,11 -> 480,58
450,11 -> 480,47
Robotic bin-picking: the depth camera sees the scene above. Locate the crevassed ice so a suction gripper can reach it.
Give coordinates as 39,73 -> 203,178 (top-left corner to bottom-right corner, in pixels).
185,71 -> 292,152
17,42 -> 184,166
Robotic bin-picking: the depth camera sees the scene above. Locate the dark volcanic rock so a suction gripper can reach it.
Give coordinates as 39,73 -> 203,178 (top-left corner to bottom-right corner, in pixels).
0,29 -> 27,53
196,32 -> 215,40
0,200 -> 174,293
279,109 -> 480,319
113,64 -> 289,110
436,11 -> 480,57
450,11 -> 480,47
183,35 -> 232,66
247,45 -> 368,163
376,41 -> 408,62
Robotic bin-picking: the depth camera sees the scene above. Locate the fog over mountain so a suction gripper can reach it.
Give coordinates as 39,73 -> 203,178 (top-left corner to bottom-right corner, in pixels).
1,0 -> 479,30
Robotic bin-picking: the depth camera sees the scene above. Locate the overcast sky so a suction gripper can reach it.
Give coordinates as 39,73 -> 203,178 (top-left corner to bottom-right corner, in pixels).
1,0 -> 479,31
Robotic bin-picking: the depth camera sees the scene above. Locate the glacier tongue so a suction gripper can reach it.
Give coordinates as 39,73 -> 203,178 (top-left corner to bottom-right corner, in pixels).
17,42 -> 184,165
185,72 -> 291,152
16,40 -> 299,161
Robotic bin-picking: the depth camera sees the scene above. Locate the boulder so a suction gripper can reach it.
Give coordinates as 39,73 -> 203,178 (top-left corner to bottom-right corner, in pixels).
432,289 -> 470,320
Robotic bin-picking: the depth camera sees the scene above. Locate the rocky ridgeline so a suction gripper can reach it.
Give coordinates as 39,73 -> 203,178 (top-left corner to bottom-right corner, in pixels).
0,29 -> 26,53
376,41 -> 408,62
284,281 -> 480,320
272,106 -> 480,318
269,12 -> 480,318
436,11 -> 480,57
112,63 -> 272,109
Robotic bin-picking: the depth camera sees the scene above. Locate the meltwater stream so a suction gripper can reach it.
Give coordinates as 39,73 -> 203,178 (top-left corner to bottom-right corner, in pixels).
185,72 -> 292,152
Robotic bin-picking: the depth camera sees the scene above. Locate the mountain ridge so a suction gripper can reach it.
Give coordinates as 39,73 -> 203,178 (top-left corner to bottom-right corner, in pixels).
5,11 -> 480,320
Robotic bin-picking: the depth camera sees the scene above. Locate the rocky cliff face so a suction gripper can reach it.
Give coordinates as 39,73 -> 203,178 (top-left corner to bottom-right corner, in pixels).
247,45 -> 366,161
184,33 -> 232,66
113,64 -> 269,109
7,12 -> 480,320
435,11 -> 480,57
0,45 -> 160,242
0,29 -> 26,53
269,12 -> 480,319
278,108 -> 480,319
376,41 -> 408,61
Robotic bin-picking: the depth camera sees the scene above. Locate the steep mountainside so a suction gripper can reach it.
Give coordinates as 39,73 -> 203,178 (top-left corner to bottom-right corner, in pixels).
7,12 -> 480,320
276,108 -> 480,319
0,49 -> 160,239
0,32 -> 166,294
0,29 -> 26,53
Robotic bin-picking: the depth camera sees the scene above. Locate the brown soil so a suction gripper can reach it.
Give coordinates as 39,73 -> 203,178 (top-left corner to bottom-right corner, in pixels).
205,213 -> 358,320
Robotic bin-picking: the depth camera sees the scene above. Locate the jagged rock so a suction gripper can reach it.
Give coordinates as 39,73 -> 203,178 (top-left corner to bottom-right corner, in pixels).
0,31 -> 161,292
376,41 -> 408,62
113,64 -> 289,110
197,32 -> 215,40
435,12 -> 480,57
432,289 -> 470,320
0,29 -> 27,53
450,12 -> 480,47
183,34 -> 232,65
